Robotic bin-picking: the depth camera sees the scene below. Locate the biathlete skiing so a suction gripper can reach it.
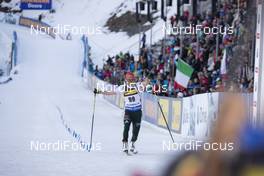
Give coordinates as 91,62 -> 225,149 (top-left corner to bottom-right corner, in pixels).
94,72 -> 150,155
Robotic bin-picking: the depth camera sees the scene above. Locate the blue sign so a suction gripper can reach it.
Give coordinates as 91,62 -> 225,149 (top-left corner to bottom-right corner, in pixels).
20,0 -> 52,10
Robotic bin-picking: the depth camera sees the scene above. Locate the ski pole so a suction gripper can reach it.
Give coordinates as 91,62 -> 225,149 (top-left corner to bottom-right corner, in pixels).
157,99 -> 175,143
142,75 -> 175,143
88,93 -> 97,152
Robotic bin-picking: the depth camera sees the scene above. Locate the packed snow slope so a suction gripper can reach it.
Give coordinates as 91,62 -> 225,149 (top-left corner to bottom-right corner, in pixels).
0,24 -> 186,176
19,0 -> 175,66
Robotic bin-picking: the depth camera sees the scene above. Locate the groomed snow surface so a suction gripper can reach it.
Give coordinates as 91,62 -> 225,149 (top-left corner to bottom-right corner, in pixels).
19,0 -> 175,66
0,24 -> 188,176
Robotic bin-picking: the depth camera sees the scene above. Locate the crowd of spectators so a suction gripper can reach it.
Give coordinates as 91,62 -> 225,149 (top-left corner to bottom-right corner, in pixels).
90,0 -> 254,98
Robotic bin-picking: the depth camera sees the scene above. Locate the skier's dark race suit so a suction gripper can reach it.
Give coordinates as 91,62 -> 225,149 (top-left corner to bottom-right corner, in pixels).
94,72 -> 149,154
122,86 -> 142,143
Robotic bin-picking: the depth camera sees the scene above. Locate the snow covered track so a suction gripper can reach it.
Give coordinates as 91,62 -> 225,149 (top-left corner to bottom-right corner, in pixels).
55,105 -> 93,152
0,24 -> 180,176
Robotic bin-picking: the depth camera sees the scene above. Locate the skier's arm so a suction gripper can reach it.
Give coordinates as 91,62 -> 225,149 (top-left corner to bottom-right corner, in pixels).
94,88 -> 117,95
142,78 -> 150,88
101,91 -> 117,95
136,78 -> 151,92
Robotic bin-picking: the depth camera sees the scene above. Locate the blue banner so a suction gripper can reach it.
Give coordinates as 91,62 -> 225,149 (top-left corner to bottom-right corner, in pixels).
20,0 -> 52,10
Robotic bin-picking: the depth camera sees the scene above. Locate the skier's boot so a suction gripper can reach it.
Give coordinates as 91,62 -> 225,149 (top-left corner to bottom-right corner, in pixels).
122,142 -> 129,154
130,142 -> 138,154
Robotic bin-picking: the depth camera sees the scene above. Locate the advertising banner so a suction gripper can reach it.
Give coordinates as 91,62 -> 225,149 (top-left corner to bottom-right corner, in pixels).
19,16 -> 56,38
181,93 -> 219,139
115,93 -> 120,107
119,94 -> 124,109
253,0 -> 263,126
142,93 -> 157,124
109,95 -> 116,105
194,94 -> 209,139
86,72 -> 238,141
158,98 -> 169,128
20,0 -> 52,10
208,93 -> 219,135
171,100 -> 182,133
208,93 -> 219,123
182,96 -> 195,137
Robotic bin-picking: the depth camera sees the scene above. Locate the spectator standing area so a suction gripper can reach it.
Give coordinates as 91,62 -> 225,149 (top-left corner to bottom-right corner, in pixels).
90,0 -> 253,98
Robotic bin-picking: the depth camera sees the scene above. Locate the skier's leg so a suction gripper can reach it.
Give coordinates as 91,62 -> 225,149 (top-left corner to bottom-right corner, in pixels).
122,111 -> 131,143
131,110 -> 142,142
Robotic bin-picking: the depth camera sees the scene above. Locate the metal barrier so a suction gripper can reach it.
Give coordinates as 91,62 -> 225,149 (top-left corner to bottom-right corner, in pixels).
86,73 -> 221,139
85,72 -> 255,140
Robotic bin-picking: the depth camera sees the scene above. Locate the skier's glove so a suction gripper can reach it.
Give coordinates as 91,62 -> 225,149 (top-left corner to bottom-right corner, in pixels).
94,88 -> 102,94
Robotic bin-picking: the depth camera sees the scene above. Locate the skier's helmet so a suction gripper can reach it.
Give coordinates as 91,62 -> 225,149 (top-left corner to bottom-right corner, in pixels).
125,72 -> 135,82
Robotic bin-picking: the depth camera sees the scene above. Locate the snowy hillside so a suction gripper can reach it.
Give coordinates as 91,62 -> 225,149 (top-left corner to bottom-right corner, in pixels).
42,0 -> 175,65
1,0 -> 179,66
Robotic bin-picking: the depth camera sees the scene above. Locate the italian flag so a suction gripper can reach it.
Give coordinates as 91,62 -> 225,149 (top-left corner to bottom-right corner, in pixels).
174,59 -> 194,88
